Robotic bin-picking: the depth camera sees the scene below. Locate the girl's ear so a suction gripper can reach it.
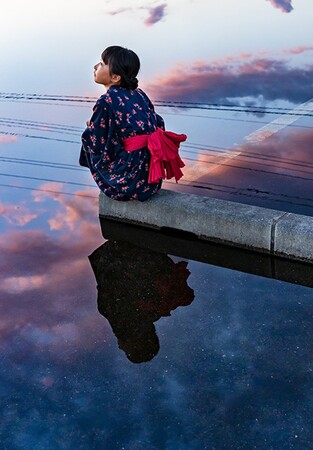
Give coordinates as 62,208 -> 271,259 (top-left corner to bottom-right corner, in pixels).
111,74 -> 121,84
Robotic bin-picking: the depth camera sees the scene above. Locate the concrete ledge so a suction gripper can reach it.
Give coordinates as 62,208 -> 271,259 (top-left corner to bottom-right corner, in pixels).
100,218 -> 313,288
275,213 -> 313,261
99,189 -> 313,263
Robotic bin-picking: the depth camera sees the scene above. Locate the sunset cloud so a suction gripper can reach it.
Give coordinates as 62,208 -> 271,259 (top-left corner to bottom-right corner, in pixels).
0,135 -> 18,144
267,0 -> 293,13
0,201 -> 37,226
283,46 -> 313,55
185,128 -> 313,216
144,55 -> 313,105
144,3 -> 167,26
32,183 -> 98,232
0,185 -> 105,354
3,275 -> 45,293
107,1 -> 167,26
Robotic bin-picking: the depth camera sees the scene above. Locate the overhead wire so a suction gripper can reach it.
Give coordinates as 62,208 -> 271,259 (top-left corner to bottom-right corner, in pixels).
1,129 -> 313,182
183,142 -> 313,168
1,92 -> 313,116
159,110 -> 313,129
0,183 -> 97,199
1,173 -> 313,210
1,93 -> 313,211
0,116 -> 312,171
4,148 -> 311,177
164,181 -> 313,209
1,159 -> 313,208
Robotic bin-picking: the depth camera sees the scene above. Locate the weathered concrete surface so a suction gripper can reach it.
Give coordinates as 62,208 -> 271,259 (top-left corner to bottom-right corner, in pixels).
99,189 -> 313,263
275,213 -> 313,261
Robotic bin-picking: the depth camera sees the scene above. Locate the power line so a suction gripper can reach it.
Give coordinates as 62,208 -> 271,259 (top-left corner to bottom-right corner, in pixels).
1,174 -> 312,209
1,165 -> 313,208
181,156 -> 313,182
7,150 -> 307,177
154,99 -> 313,114
1,113 -> 313,170
164,180 -> 313,210
2,178 -> 312,210
0,99 -> 90,108
1,92 -> 313,113
0,117 -> 81,130
1,92 -> 313,117
180,148 -> 313,175
0,130 -> 78,144
3,136 -> 312,175
0,157 -> 85,172
0,121 -> 81,136
183,143 -> 313,168
1,129 -> 313,182
1,116 -> 312,169
0,183 -> 97,199
1,122 -> 312,173
160,110 -> 313,129
0,172 -> 96,188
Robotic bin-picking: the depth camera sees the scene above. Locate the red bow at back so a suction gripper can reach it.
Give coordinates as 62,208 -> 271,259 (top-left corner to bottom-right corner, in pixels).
122,128 -> 187,184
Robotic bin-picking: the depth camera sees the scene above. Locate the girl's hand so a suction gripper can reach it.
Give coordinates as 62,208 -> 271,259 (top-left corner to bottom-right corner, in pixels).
86,119 -> 91,127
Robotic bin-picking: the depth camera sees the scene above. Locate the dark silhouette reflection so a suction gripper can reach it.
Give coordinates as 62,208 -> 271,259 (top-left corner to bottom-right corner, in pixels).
89,241 -> 195,363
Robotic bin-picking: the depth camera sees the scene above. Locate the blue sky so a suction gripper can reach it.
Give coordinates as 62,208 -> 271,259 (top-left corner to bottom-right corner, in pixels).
1,0 -> 313,94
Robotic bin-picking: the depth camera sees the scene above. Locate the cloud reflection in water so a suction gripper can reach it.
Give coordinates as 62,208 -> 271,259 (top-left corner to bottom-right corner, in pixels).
182,127 -> 313,216
1,185 -> 313,448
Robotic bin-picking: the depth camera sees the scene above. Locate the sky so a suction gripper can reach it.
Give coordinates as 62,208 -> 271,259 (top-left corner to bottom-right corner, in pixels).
1,1 -> 313,446
1,0 -> 313,94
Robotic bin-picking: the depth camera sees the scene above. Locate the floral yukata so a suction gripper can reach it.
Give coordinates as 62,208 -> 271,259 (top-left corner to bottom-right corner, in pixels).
80,86 -> 164,201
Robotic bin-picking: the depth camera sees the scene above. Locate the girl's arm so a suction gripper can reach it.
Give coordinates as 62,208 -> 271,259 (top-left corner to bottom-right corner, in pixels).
156,114 -> 165,131
80,99 -> 118,168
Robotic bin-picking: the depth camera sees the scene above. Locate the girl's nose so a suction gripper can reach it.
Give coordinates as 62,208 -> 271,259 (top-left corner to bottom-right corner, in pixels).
94,63 -> 98,70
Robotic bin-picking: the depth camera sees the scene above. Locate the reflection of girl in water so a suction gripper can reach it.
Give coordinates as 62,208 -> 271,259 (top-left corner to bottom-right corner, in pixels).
80,45 -> 186,201
89,241 -> 195,363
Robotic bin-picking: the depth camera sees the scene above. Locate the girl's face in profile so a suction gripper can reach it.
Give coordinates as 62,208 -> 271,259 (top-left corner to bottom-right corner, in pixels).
93,58 -> 120,89
93,59 -> 111,87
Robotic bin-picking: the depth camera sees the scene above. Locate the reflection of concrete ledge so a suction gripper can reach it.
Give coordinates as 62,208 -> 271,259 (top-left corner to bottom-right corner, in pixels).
99,189 -> 313,263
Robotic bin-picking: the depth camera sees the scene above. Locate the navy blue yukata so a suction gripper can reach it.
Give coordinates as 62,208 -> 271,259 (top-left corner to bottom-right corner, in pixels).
80,86 -> 164,201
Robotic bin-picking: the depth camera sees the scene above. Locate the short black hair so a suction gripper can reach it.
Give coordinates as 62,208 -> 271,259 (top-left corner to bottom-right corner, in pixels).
101,45 -> 140,90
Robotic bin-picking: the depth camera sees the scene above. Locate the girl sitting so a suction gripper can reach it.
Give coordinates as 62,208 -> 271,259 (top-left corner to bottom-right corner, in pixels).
80,45 -> 186,201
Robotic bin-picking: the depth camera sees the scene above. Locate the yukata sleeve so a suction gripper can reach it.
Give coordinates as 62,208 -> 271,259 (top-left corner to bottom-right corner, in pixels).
156,113 -> 165,131
80,99 -> 118,170
137,88 -> 165,131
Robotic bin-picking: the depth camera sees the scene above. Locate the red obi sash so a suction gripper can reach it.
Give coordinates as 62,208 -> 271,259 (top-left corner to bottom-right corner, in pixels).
122,128 -> 187,184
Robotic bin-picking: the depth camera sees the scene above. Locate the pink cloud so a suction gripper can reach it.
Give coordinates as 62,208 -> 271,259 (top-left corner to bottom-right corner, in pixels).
185,128 -> 313,215
0,187 -> 105,351
2,275 -> 44,293
0,135 -> 18,144
144,3 -> 167,26
0,201 -> 37,226
106,2 -> 167,26
0,184 -> 102,283
143,54 -> 313,104
33,182 -> 98,232
267,0 -> 293,13
283,46 -> 313,55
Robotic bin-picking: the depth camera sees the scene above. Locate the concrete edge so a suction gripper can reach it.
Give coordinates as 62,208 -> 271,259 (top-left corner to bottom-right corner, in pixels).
99,189 -> 313,264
